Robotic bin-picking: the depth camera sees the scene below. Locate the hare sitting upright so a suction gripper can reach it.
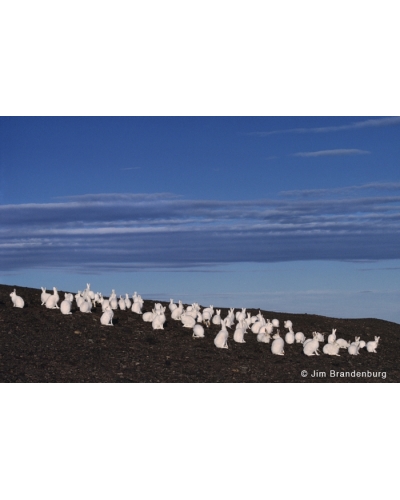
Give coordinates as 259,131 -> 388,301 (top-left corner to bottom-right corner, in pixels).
366,336 -> 380,353
214,319 -> 229,349
271,331 -> 284,355
10,289 -> 24,308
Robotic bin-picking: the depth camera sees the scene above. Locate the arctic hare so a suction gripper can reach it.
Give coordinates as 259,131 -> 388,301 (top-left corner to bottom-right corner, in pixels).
169,299 -> 177,312
212,309 -> 222,325
295,332 -> 305,343
323,342 -> 340,356
41,287 -> 51,305
60,298 -> 72,315
131,301 -> 143,314
327,329 -> 337,344
193,324 -> 205,338
100,306 -> 114,326
257,331 -> 271,343
233,320 -> 246,343
285,330 -> 295,344
181,313 -> 196,328
214,319 -> 229,349
124,294 -> 132,309
303,332 -> 320,356
45,287 -> 59,309
142,309 -> 156,322
271,331 -> 284,355
10,290 -> 24,308
79,300 -> 92,313
366,336 -> 380,353
171,304 -> 183,320
152,311 -> 165,330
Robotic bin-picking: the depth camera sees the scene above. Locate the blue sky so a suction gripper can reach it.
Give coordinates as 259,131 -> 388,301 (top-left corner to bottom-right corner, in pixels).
1,116 -> 400,322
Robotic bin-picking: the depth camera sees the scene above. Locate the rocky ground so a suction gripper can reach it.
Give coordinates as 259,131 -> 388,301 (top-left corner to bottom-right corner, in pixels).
1,284 -> 398,383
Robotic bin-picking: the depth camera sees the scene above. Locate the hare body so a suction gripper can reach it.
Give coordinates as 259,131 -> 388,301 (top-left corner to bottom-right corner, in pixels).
366,336 -> 380,353
336,338 -> 350,348
41,287 -> 51,305
181,313 -> 196,328
193,324 -> 205,338
303,333 -> 320,356
100,307 -> 114,326
45,288 -> 59,309
271,332 -> 284,355
212,310 -> 222,325
327,329 -> 337,344
214,320 -> 228,349
60,299 -> 72,315
257,332 -> 271,343
10,290 -> 24,308
323,342 -> 340,356
233,322 -> 246,343
142,310 -> 155,322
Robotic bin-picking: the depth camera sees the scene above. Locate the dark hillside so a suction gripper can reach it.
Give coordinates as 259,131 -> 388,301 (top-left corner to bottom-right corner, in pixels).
1,284 -> 399,382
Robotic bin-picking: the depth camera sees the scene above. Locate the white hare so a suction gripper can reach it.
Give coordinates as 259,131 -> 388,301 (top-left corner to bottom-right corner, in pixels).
142,309 -> 156,322
152,311 -> 165,330
284,321 -> 295,344
214,319 -> 229,349
366,336 -> 380,353
323,342 -> 340,356
10,290 -> 24,308
60,295 -> 72,315
41,287 -> 51,305
233,320 -> 246,343
212,309 -> 222,325
79,300 -> 92,313
131,301 -> 143,314
271,331 -> 284,355
169,298 -> 177,312
100,306 -> 114,326
118,296 -> 126,310
124,294 -> 132,309
171,303 -> 184,320
193,324 -> 205,338
257,331 -> 271,343
295,332 -> 305,344
348,343 -> 360,356
303,332 -> 320,356
202,310 -> 212,327
181,313 -> 196,328
327,329 -> 337,344
45,287 -> 59,309
336,338 -> 350,348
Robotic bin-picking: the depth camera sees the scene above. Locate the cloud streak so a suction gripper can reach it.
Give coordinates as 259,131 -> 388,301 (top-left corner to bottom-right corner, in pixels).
280,182 -> 400,198
291,149 -> 370,158
1,189 -> 400,272
247,117 -> 400,137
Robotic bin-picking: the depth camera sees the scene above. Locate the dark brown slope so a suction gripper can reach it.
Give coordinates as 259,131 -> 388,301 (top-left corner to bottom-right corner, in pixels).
0,284 -> 399,383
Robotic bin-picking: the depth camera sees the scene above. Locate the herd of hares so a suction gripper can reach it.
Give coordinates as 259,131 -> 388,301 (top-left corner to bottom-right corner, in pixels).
10,285 -> 381,356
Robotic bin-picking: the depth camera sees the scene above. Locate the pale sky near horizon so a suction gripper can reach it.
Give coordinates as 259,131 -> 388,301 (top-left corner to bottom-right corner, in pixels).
1,116 -> 400,322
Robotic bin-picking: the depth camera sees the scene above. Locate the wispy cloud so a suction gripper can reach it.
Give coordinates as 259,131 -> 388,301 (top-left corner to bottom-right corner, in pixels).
2,189 -> 400,272
291,149 -> 370,158
247,117 -> 400,137
280,182 -> 400,198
